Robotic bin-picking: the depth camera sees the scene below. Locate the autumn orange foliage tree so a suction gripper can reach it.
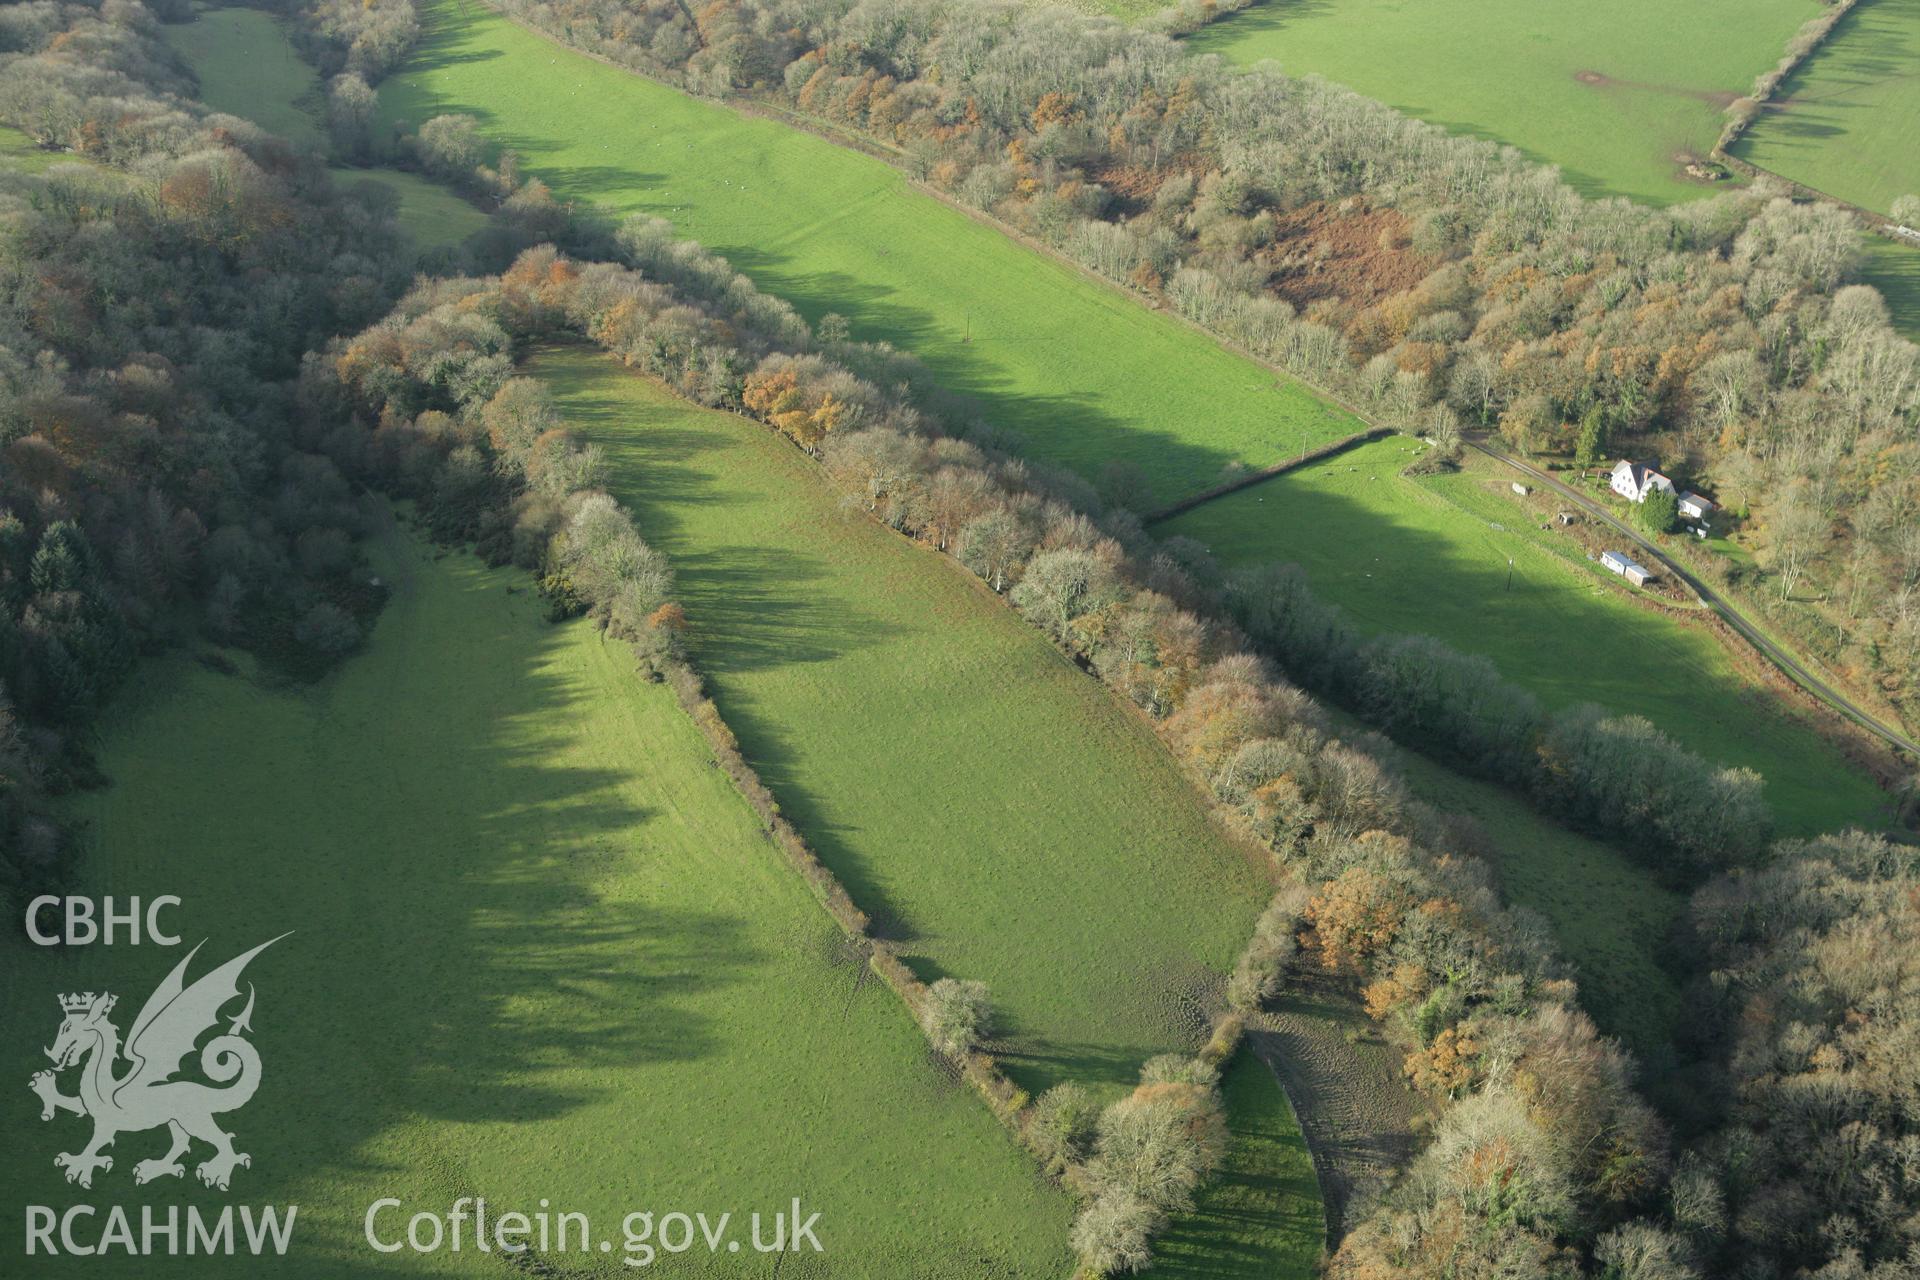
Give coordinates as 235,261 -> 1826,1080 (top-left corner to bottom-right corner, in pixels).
742,367 -> 844,450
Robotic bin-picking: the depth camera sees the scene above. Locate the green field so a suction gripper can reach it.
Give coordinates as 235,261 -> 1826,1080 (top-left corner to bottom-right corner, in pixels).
163,6 -> 325,147
0,123 -> 77,174
1861,235 -> 1920,339
1163,439 -> 1889,836
538,344 -> 1274,1094
1150,1051 -> 1323,1278
537,345 -> 1324,1272
375,0 -> 1355,505
0,525 -> 1072,1275
1735,0 -> 1920,216
330,166 -> 491,250
161,8 -> 489,250
1184,0 -> 1821,204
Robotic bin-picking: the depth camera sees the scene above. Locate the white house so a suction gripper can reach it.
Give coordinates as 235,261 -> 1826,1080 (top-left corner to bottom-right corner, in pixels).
1610,460 -> 1675,504
1677,491 -> 1716,521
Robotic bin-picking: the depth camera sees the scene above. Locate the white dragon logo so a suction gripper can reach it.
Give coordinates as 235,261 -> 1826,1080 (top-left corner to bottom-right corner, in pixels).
29,936 -> 287,1192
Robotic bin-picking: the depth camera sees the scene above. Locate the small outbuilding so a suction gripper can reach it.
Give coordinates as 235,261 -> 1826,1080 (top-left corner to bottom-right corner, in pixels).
1677,491 -> 1716,521
1511,481 -> 1530,496
1601,550 -> 1656,587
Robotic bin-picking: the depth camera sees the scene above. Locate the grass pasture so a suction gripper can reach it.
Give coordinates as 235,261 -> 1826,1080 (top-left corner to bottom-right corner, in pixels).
163,6 -> 325,148
330,166 -> 491,250
1162,438 -> 1889,837
1150,1051 -> 1323,1278
534,345 -> 1325,1274
1735,0 -> 1920,216
1861,235 -> 1920,339
0,525 -> 1073,1275
1183,0 -> 1821,204
375,0 -> 1357,505
0,124 -> 79,175
535,344 -> 1273,1096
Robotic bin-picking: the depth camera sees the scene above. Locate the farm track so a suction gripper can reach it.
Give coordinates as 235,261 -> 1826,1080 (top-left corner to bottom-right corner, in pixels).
1469,436 -> 1920,760
1248,970 -> 1419,1246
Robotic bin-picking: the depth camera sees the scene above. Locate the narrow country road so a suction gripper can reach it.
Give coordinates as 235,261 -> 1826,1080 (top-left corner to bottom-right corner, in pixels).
1468,436 -> 1920,760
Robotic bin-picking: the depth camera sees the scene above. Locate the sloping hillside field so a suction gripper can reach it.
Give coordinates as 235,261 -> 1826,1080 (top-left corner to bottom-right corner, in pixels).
1183,0 -> 1820,204
534,345 -> 1274,1094
0,526 -> 1071,1275
377,0 -> 1356,504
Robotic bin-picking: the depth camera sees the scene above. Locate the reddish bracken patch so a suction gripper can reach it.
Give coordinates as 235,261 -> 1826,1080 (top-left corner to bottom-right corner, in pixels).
1259,202 -> 1438,309
1089,162 -> 1193,215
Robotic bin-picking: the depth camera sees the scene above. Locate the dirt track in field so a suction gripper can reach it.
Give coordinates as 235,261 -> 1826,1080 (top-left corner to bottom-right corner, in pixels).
1249,969 -> 1423,1244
